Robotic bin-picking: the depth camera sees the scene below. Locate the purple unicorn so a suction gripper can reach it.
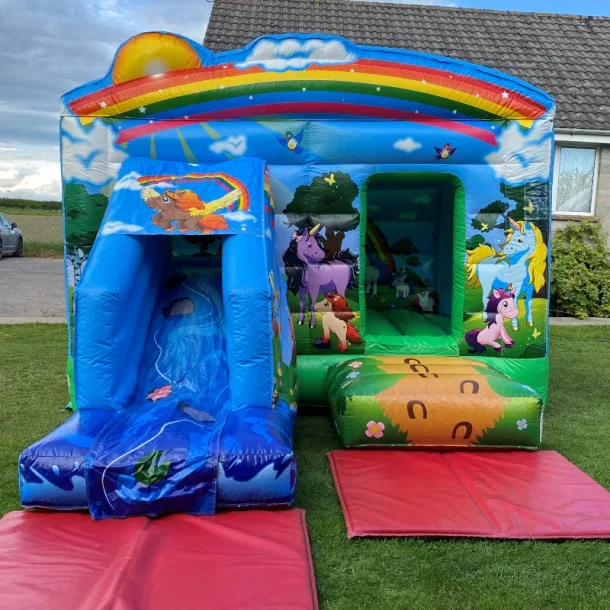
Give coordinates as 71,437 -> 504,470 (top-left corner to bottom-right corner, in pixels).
465,286 -> 519,354
282,225 -> 357,328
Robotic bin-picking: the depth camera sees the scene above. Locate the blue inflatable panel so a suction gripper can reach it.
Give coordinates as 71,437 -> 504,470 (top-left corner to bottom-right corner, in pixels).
20,158 -> 298,518
20,405 -> 296,511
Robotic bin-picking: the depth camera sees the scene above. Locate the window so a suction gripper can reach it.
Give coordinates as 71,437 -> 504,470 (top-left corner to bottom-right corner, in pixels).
553,146 -> 599,216
0,215 -> 9,227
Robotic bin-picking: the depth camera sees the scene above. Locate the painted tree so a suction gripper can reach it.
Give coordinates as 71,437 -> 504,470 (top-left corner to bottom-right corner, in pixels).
390,237 -> 421,272
472,181 -> 550,233
471,200 -> 509,232
403,253 -> 422,273
465,234 -> 489,251
64,181 -> 108,252
283,170 -> 359,257
391,236 -> 419,256
501,181 -> 549,223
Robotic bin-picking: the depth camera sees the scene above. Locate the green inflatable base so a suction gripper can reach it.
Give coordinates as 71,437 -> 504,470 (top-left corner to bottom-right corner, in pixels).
297,354 -> 548,407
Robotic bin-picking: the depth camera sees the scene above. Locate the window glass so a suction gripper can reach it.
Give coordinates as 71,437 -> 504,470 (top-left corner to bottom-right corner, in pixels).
0,215 -> 8,227
555,147 -> 596,214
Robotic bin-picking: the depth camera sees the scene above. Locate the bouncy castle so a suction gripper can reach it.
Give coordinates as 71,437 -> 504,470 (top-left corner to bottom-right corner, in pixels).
20,31 -> 555,518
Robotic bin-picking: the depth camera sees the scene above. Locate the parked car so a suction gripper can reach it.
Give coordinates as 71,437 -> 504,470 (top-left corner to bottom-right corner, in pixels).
0,213 -> 23,257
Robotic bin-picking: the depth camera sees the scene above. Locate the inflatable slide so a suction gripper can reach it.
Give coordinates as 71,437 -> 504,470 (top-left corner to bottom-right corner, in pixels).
20,157 -> 298,518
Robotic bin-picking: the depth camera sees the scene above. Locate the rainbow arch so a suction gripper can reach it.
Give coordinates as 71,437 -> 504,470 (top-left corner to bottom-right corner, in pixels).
137,172 -> 250,211
366,220 -> 396,274
62,32 -> 554,149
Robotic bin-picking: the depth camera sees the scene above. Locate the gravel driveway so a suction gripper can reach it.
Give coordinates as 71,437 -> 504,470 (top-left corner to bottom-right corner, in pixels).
0,258 -> 66,323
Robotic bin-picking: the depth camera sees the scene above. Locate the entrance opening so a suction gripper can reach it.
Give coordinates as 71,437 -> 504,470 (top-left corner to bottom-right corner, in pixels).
361,173 -> 464,354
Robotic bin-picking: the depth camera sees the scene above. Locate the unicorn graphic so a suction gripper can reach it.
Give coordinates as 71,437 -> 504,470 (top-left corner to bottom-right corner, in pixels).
465,286 -> 518,353
466,218 -> 547,330
282,225 -> 357,328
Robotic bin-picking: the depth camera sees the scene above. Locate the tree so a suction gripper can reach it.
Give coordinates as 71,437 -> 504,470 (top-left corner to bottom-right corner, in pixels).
501,181 -> 549,223
404,254 -> 422,272
471,200 -> 509,232
64,181 -> 109,252
283,170 -> 359,256
465,234 -> 490,251
390,237 -> 419,256
471,181 -> 550,234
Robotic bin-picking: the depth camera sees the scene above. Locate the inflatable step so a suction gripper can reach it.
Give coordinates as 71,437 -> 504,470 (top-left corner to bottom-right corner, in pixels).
326,356 -> 542,449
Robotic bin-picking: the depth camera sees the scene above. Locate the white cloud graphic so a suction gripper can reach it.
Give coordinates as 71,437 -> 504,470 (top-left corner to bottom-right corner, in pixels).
61,117 -> 127,186
101,221 -> 144,236
210,135 -> 247,156
485,120 -> 553,184
224,211 -> 255,223
113,170 -> 142,191
394,137 -> 422,153
236,38 -> 356,72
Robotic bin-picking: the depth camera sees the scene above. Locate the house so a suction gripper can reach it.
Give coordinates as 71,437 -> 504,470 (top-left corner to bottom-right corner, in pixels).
204,0 -> 610,240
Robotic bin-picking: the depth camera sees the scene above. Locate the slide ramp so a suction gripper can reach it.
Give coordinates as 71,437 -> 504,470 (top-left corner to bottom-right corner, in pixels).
86,262 -> 231,519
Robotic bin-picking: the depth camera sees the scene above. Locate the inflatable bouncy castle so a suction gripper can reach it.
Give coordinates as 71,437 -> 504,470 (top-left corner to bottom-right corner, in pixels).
20,31 -> 554,518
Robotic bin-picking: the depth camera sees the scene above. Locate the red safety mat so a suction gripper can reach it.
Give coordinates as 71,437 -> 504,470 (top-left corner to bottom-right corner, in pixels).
0,509 -> 318,610
328,450 -> 610,539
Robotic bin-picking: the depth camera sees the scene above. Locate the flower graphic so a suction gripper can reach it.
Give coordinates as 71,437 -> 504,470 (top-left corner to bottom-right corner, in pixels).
517,418 -> 528,431
348,361 -> 363,369
365,421 -> 385,439
346,371 -> 360,380
147,385 -> 173,402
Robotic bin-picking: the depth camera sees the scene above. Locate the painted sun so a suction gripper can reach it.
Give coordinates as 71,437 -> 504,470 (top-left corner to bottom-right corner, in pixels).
112,32 -> 201,85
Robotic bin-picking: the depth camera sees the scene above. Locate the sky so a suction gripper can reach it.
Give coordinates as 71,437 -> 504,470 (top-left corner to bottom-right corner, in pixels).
1,0 -> 609,201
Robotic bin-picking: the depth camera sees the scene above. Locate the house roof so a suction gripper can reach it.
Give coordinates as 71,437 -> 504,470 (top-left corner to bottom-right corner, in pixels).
204,0 -> 610,131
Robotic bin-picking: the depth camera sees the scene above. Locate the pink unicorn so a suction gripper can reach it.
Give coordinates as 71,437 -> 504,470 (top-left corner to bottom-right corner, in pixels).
465,286 -> 518,353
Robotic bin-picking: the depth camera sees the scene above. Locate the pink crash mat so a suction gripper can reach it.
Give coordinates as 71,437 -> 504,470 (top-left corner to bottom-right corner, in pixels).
328,450 -> 610,539
0,509 -> 318,610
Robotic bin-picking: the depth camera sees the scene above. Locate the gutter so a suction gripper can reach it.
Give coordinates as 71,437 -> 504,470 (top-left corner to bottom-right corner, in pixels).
554,128 -> 610,145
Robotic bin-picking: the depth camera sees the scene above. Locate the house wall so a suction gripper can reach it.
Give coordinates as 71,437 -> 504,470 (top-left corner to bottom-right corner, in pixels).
552,144 -> 610,244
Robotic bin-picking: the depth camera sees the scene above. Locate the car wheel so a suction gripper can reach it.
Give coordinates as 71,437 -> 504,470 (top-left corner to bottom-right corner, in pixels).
13,238 -> 23,257
0,237 -> 3,258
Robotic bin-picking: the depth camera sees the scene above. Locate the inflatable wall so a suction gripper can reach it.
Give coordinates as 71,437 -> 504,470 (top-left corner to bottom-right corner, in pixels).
20,31 -> 555,516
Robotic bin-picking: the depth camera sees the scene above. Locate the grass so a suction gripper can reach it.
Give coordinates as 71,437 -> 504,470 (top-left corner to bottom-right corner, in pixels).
6,214 -> 63,242
1,207 -> 61,217
23,240 -> 64,258
0,213 -> 64,258
3,325 -> 610,608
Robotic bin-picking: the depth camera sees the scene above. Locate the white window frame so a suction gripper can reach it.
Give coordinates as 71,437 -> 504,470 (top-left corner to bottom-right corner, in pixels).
552,142 -> 600,217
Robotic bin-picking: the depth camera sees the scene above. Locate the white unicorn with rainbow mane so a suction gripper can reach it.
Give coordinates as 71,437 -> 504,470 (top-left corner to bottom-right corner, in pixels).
466,218 -> 547,330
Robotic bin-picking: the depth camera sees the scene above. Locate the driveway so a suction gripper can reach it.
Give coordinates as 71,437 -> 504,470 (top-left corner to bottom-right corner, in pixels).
0,258 -> 66,323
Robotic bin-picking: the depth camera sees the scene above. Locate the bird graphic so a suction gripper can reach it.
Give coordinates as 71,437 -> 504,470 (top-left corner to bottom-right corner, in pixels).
324,173 -> 336,186
523,200 -> 535,215
277,130 -> 304,154
434,143 -> 457,160
532,328 -> 541,340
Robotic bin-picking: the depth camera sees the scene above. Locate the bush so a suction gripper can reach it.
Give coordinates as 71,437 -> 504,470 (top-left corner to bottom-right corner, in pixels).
551,221 -> 610,319
0,197 -> 61,211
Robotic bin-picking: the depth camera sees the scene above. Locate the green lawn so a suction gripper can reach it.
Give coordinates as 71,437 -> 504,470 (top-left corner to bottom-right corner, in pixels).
1,213 -> 64,257
3,324 -> 610,609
